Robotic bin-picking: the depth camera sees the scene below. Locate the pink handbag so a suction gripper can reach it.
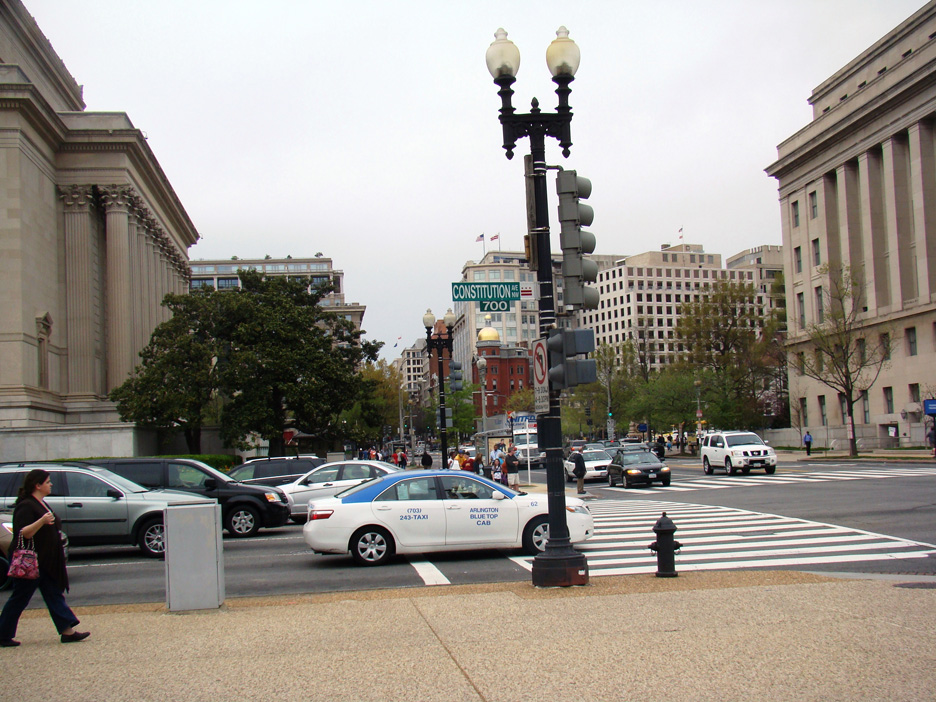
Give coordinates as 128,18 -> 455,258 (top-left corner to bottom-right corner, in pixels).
7,534 -> 39,579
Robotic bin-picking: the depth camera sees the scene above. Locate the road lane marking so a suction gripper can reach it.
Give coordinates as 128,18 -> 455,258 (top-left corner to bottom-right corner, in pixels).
408,559 -> 451,585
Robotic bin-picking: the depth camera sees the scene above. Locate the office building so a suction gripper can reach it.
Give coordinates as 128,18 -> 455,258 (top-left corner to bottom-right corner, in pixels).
766,2 -> 936,446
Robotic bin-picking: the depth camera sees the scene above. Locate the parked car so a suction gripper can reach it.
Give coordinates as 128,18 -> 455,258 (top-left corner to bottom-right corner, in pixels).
229,456 -> 326,487
0,463 -> 214,557
280,460 -> 400,522
562,450 -> 613,482
700,431 -> 777,475
607,451 -> 671,488
303,470 -> 593,566
86,458 -> 291,537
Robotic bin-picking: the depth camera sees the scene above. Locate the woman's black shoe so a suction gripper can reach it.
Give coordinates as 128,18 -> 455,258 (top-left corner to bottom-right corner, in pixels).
60,631 -> 90,643
0,640 -> 21,647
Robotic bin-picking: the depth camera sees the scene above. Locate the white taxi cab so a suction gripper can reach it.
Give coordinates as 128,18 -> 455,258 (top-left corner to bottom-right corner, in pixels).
302,470 -> 593,566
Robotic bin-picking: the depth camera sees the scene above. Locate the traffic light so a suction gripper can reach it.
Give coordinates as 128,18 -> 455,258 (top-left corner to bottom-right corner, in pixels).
448,362 -> 463,392
546,328 -> 597,390
556,169 -> 599,310
436,407 -> 453,428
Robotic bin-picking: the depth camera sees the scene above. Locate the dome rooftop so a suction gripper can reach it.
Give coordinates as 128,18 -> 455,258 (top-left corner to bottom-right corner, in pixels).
477,326 -> 500,342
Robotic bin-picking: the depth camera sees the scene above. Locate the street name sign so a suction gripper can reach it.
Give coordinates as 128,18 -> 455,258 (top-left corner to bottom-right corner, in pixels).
451,282 -> 520,302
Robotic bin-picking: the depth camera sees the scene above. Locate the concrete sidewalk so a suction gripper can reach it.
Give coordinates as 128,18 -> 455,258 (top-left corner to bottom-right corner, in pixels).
2,569 -> 934,701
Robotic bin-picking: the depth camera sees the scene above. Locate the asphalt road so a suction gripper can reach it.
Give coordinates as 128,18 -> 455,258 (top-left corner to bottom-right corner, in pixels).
18,458 -> 936,607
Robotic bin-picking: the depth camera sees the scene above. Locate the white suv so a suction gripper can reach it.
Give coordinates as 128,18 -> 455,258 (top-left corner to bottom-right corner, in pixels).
700,431 -> 777,475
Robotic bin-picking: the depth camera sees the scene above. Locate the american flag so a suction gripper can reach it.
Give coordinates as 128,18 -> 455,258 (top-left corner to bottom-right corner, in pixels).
490,233 -> 499,241
476,233 -> 484,242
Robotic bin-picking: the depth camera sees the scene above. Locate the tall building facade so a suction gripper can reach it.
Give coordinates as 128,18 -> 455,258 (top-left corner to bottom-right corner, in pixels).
0,1 -> 198,460
588,244 -> 775,371
766,2 -> 936,446
189,255 -> 366,332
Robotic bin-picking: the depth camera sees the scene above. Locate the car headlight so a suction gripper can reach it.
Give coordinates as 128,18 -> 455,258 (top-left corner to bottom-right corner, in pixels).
264,492 -> 280,502
566,505 -> 590,515
661,467 -> 670,472
626,469 -> 642,475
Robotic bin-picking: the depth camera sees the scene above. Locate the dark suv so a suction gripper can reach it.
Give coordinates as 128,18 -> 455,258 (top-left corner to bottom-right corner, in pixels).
228,456 -> 326,488
88,458 -> 290,537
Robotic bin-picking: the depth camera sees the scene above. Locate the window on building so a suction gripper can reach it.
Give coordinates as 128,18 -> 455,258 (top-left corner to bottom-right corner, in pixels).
906,327 -> 917,356
815,286 -> 824,323
799,397 -> 808,427
861,391 -> 870,424
791,200 -> 800,227
812,239 -> 821,266
797,293 -> 805,329
881,333 -> 891,360
818,396 -> 827,426
217,278 -> 240,289
809,191 -> 818,218
910,383 -> 921,403
794,247 -> 802,273
838,393 -> 847,423
883,386 -> 894,414
797,352 -> 805,375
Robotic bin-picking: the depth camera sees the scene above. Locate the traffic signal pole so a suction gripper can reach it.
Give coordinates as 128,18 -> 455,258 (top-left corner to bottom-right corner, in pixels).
529,124 -> 589,588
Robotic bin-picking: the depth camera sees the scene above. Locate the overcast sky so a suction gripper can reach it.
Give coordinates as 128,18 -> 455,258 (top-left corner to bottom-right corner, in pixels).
25,0 -> 927,359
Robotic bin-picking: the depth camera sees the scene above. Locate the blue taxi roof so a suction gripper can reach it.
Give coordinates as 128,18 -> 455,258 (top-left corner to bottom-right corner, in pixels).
338,469 -> 517,504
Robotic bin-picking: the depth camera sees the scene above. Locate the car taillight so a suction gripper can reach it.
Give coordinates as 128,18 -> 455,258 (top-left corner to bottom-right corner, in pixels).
309,510 -> 333,520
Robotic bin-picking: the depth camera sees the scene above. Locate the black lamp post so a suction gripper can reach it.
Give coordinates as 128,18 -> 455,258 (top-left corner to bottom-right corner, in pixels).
423,308 -> 456,462
486,26 -> 588,587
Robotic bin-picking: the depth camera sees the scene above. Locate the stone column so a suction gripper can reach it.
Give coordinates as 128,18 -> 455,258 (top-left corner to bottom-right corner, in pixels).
101,185 -> 135,391
128,194 -> 147,359
881,134 -> 916,309
907,121 -> 936,302
857,151 -> 889,310
835,162 -> 864,276
60,185 -> 97,398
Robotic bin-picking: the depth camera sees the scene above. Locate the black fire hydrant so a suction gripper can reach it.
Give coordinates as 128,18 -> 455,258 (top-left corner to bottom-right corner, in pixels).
648,512 -> 682,578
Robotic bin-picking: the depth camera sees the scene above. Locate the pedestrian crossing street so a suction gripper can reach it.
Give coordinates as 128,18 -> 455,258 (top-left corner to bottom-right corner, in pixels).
512,498 -> 936,576
606,465 -> 936,494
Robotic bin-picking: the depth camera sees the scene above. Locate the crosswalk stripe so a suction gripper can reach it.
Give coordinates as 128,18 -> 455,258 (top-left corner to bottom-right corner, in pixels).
603,466 -> 936,494
511,499 -> 936,576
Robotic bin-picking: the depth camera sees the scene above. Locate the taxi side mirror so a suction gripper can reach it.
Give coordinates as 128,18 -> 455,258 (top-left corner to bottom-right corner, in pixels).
492,491 -> 506,501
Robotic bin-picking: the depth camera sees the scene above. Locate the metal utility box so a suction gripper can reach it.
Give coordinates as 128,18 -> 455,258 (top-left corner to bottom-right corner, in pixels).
165,502 -> 224,611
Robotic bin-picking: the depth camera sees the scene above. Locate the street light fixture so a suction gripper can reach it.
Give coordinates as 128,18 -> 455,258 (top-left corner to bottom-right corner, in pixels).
477,355 -> 488,434
424,308 -> 457,460
486,26 -> 587,588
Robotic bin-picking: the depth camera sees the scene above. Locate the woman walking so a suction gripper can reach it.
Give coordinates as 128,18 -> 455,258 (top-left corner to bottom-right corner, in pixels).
0,469 -> 90,647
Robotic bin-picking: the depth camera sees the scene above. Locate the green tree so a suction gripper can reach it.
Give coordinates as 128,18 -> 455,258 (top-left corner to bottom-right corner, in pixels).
109,289 -> 218,453
217,270 -> 380,455
796,264 -> 891,457
676,280 -> 780,429
505,387 -> 534,414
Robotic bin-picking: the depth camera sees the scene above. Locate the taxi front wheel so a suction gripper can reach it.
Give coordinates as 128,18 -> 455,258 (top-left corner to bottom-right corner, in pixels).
522,516 -> 549,555
350,526 -> 394,566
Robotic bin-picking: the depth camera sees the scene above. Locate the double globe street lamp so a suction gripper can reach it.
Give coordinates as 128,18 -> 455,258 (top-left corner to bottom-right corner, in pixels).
423,308 -> 457,461
485,27 -> 588,587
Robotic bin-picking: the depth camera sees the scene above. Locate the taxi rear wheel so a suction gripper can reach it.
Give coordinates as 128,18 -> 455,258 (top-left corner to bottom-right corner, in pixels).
350,526 -> 394,566
522,516 -> 549,555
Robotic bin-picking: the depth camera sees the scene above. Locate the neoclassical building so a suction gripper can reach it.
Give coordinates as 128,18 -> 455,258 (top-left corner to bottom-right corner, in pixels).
767,2 -> 936,446
0,1 -> 198,459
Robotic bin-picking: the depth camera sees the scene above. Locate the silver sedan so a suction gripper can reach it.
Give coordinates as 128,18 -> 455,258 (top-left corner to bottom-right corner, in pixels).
280,460 -> 399,522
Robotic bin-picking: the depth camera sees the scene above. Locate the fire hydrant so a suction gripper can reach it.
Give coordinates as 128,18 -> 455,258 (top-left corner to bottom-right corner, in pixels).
648,512 -> 682,578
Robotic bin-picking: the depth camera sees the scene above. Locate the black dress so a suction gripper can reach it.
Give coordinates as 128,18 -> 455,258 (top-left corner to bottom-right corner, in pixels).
12,496 -> 69,592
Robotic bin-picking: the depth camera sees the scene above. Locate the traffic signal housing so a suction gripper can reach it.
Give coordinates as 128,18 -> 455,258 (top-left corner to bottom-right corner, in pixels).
547,328 -> 597,390
556,170 -> 599,310
436,406 -> 453,428
448,362 -> 463,392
